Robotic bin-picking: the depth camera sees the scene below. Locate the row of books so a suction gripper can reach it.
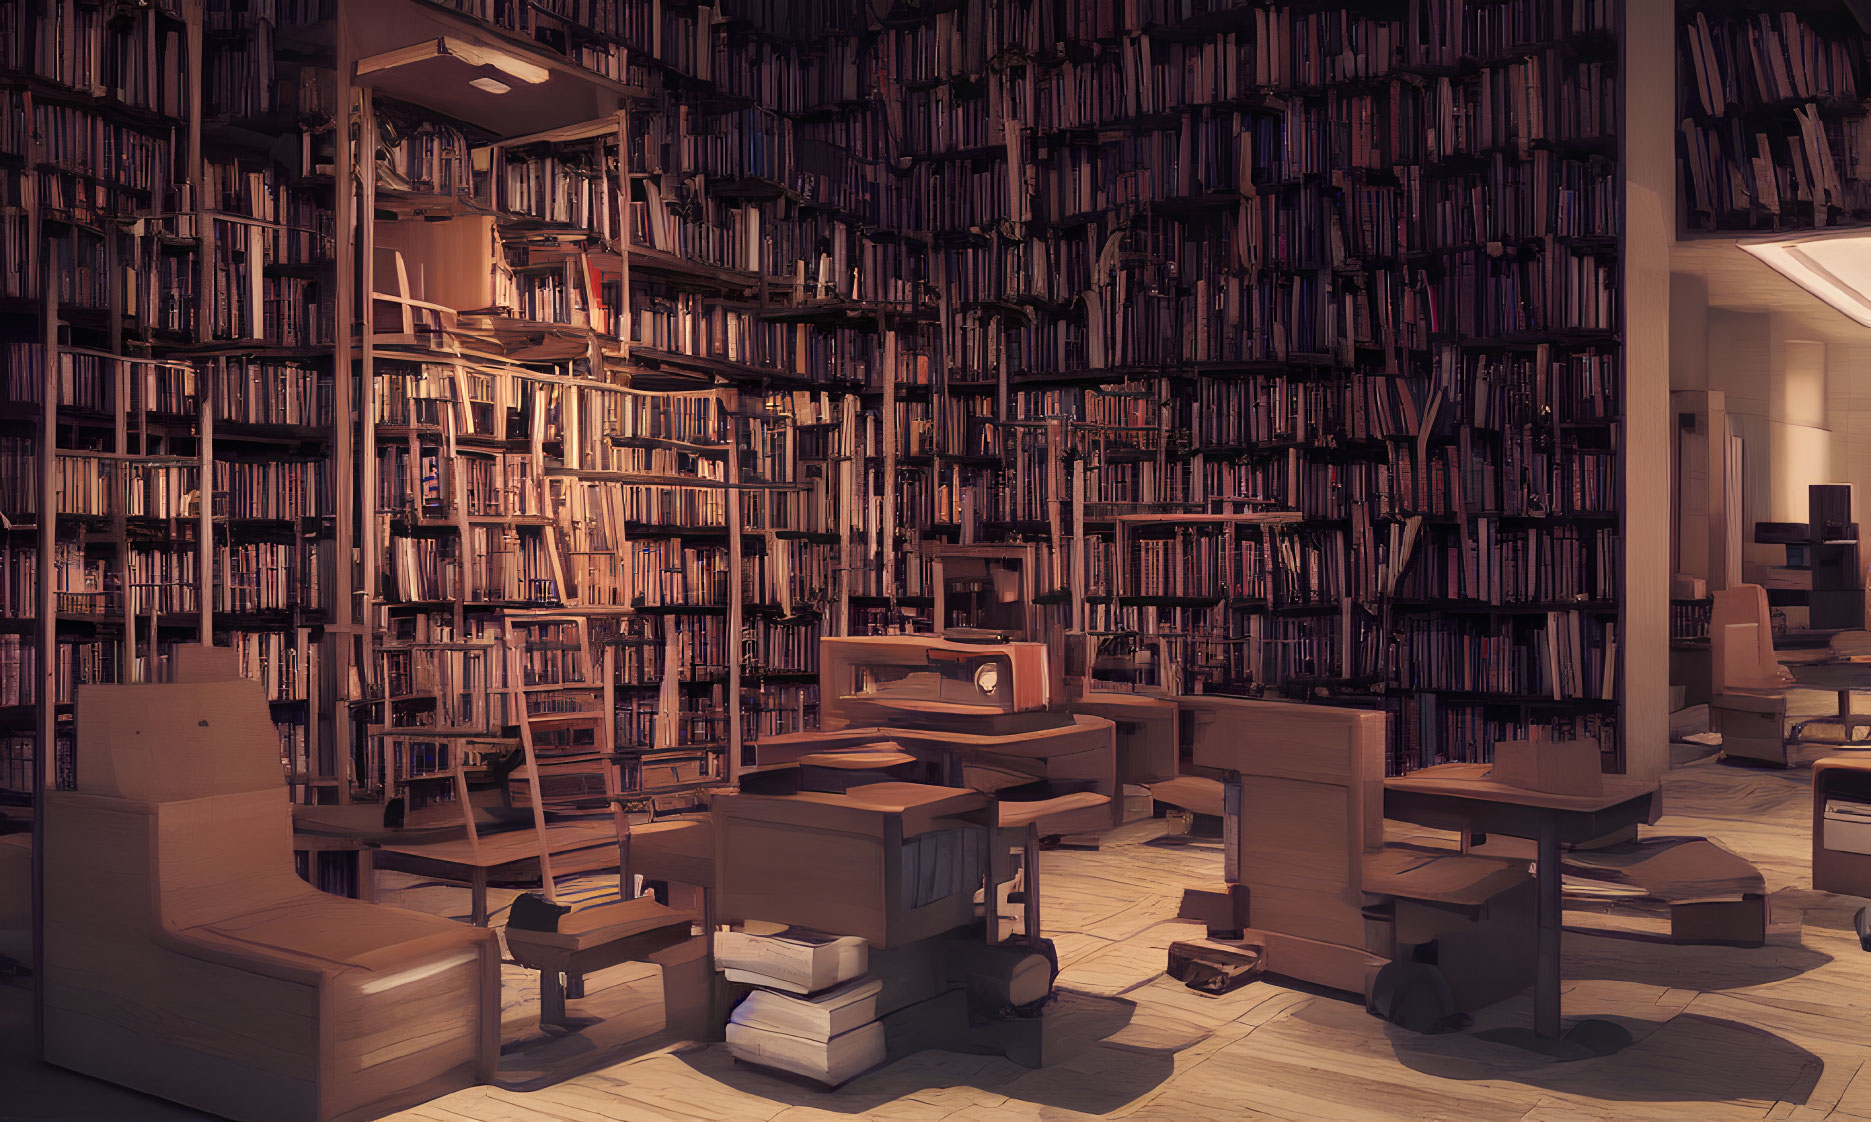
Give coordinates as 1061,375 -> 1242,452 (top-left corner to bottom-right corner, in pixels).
1680,110 -> 1871,228
0,632 -> 124,707
4,96 -> 177,197
1088,532 -> 1275,603
230,627 -> 317,703
125,547 -> 199,614
5,0 -> 190,118
215,460 -> 328,519
50,456 -> 194,519
1191,440 -> 1617,520
203,162 -> 335,261
1393,693 -> 1611,772
631,540 -> 731,609
375,111 -> 476,199
202,38 -> 328,122
1393,523 -> 1617,605
203,357 -> 332,427
206,263 -> 335,346
1390,612 -> 1614,700
220,541 -> 323,614
744,539 -> 837,612
1680,11 -> 1865,120
747,683 -> 820,739
614,615 -> 732,687
383,529 -> 560,608
754,619 -> 822,675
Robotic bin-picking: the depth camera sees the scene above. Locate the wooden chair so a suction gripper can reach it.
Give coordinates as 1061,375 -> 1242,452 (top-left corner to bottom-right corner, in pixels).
1181,696 -> 1535,1019
41,662 -> 500,1122
1710,584 -> 1792,765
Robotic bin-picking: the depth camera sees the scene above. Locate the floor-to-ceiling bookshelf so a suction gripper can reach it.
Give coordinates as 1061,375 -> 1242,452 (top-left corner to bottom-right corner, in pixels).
0,0 -> 1639,803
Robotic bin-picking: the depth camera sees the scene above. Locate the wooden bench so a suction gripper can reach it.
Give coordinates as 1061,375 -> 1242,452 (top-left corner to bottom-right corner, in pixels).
504,897 -> 697,1029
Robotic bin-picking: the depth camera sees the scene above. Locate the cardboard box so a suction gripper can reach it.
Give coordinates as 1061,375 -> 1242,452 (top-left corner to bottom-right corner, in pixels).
1490,740 -> 1604,797
1177,883 -> 1250,934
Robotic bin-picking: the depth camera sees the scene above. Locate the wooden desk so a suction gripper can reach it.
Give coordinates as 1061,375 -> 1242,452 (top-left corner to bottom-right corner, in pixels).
373,820 -> 621,925
758,718 -> 1119,837
1384,764 -> 1661,1039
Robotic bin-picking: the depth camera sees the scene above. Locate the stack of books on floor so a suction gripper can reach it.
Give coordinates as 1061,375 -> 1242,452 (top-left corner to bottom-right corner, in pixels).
717,923 -> 885,1087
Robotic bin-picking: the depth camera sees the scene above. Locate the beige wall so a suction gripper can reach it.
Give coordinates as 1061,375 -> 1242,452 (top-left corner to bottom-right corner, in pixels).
1669,294 -> 1866,574
1624,0 -> 1673,779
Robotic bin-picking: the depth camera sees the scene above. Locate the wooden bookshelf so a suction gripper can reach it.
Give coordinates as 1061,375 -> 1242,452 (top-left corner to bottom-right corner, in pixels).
0,0 -> 1654,806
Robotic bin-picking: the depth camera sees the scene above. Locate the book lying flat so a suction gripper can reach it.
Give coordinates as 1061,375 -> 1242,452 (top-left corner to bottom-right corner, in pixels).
715,922 -> 869,994
730,976 -> 883,1042
725,1019 -> 885,1087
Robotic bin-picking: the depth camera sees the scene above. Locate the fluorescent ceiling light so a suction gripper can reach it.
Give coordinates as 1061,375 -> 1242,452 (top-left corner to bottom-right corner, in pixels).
1739,228 -> 1871,329
468,77 -> 511,95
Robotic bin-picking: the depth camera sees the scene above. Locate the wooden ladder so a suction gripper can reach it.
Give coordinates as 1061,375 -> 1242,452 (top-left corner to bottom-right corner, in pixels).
505,629 -> 634,906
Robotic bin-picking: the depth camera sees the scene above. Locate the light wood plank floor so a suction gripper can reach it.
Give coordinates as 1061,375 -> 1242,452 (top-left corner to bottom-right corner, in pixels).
379,723 -> 1871,1121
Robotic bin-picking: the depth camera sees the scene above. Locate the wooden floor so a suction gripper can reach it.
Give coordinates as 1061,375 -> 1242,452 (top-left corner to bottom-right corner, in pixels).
382,718 -> 1871,1121
10,697 -> 1871,1120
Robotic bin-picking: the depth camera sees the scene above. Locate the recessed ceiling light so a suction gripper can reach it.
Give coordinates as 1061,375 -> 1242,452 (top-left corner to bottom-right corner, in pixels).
1739,229 -> 1871,329
469,77 -> 511,95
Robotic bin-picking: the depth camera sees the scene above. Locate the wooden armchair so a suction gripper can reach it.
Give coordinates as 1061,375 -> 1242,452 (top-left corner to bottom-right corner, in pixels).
42,671 -> 500,1122
1182,697 -> 1535,1019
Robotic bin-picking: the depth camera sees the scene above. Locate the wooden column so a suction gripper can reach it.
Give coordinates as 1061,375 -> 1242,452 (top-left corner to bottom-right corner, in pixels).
726,430 -> 744,781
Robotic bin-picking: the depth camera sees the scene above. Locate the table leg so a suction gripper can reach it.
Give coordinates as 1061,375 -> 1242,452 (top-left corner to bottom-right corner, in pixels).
985,830 -> 1011,944
471,868 -> 490,928
540,969 -> 566,1028
357,850 -> 377,904
1535,815 -> 1562,1039
1023,824 -> 1043,946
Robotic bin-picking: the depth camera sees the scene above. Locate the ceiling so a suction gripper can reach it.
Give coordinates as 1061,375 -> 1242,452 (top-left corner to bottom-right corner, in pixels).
1673,234 -> 1871,342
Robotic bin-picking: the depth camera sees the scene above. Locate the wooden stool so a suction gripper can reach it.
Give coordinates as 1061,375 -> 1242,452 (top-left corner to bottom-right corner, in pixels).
504,897 -> 696,1029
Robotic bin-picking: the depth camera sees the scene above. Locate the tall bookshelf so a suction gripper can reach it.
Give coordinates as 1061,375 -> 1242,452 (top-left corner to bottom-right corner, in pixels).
1,0 -> 1654,812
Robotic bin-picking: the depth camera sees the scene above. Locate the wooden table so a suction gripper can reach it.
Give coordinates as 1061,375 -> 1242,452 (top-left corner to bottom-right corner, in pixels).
1786,658 -> 1871,745
291,803 -> 522,903
373,820 -> 622,926
1383,764 -> 1661,1039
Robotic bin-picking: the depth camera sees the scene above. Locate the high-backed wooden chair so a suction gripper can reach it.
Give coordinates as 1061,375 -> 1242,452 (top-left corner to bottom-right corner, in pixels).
42,657 -> 500,1122
1182,696 -> 1536,1016
1710,583 -> 1791,765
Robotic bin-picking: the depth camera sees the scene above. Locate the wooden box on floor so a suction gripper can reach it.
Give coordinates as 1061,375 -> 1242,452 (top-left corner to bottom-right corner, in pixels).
712,782 -> 987,949
41,674 -> 500,1122
1713,691 -> 1788,766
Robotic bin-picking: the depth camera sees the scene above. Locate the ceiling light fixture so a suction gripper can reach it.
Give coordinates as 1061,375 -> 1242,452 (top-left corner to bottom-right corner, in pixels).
1738,228 -> 1871,329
